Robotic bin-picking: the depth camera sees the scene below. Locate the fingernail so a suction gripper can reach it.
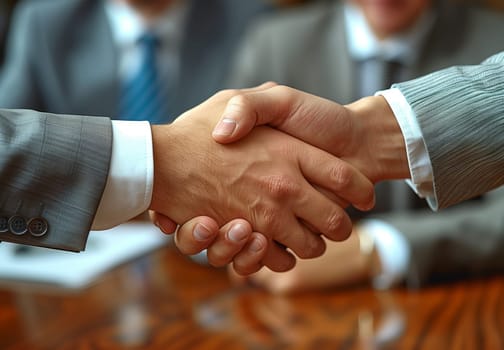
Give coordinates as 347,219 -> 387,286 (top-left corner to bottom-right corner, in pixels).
213,118 -> 237,136
227,223 -> 248,242
194,223 -> 213,241
249,237 -> 264,252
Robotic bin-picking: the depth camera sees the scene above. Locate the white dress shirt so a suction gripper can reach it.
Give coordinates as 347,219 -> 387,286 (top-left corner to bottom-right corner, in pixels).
344,3 -> 436,288
92,121 -> 153,229
104,0 -> 189,86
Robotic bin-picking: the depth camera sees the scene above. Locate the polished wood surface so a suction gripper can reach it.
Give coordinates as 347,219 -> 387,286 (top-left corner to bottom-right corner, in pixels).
1,244 -> 503,350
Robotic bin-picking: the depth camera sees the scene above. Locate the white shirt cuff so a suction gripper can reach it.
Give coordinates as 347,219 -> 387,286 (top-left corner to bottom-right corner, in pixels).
92,120 -> 154,229
360,219 -> 411,290
376,88 -> 435,204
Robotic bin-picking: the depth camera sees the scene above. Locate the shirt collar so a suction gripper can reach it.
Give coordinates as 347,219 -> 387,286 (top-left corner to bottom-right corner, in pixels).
343,2 -> 436,65
104,0 -> 189,48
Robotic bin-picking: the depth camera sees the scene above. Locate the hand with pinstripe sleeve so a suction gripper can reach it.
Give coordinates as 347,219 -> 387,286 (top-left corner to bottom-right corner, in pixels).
163,52 -> 504,274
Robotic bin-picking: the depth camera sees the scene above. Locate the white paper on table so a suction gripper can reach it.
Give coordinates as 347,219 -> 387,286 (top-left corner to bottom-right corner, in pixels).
0,221 -> 171,289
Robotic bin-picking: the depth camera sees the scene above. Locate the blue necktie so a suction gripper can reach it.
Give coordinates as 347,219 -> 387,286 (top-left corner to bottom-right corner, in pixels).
118,33 -> 169,124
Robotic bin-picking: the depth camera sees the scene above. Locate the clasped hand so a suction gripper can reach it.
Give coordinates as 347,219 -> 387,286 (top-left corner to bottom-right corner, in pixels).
149,84 -> 395,274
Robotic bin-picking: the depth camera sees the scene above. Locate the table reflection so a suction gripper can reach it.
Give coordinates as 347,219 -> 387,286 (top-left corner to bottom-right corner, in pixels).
1,246 -> 503,350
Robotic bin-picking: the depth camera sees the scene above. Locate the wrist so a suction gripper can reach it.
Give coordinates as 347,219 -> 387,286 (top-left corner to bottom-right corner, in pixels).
149,124 -> 179,215
149,120 -> 223,225
346,96 -> 410,182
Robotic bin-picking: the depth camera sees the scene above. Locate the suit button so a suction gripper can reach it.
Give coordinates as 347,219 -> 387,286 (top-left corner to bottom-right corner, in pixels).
0,217 -> 8,233
28,217 -> 48,237
9,215 -> 28,235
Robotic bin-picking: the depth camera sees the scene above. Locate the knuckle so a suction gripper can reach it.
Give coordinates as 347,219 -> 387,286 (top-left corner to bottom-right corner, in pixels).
271,84 -> 290,96
261,175 -> 301,200
215,88 -> 239,99
177,245 -> 193,255
248,201 -> 278,236
258,205 -> 279,231
227,94 -> 252,111
271,85 -> 297,105
324,211 -> 346,237
207,250 -> 231,268
329,165 -> 353,190
261,81 -> 278,88
175,236 -> 197,255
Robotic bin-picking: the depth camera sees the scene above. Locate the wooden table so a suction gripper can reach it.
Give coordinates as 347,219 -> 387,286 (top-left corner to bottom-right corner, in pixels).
1,244 -> 503,350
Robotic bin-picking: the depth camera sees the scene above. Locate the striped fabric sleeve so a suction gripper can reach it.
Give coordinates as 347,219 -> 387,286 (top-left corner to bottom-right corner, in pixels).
393,51 -> 504,209
0,110 -> 112,251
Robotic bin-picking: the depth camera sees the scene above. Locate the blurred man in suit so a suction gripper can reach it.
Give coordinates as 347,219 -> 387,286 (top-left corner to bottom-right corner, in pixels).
225,0 -> 504,291
0,0 -> 270,122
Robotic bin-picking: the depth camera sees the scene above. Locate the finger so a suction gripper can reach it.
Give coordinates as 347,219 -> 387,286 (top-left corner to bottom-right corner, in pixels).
174,217 -> 220,255
294,184 -> 353,243
231,232 -> 268,275
213,86 -> 351,157
263,211 -> 327,260
149,211 -> 178,234
261,239 -> 297,272
312,184 -> 349,209
206,219 -> 254,267
227,265 -> 250,285
213,85 -> 318,143
299,150 -> 376,211
212,87 -> 292,143
211,82 -> 280,138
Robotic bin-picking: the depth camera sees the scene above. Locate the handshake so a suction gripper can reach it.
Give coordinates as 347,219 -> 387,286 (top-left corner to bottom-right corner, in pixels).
148,83 -> 411,274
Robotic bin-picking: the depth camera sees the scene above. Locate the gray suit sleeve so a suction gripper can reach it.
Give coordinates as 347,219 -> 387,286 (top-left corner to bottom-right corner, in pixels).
0,109 -> 112,251
374,188 -> 504,288
394,51 -> 504,209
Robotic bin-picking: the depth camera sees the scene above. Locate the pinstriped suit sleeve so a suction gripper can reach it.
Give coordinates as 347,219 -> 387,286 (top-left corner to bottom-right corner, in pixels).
394,51 -> 504,209
0,109 -> 112,251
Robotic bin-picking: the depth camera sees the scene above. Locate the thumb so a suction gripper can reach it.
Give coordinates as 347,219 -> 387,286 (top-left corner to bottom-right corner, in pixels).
212,84 -> 299,144
211,85 -> 352,158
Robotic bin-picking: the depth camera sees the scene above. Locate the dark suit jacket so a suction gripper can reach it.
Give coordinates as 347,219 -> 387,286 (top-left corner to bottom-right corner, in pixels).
0,0 -> 269,119
0,109 -> 112,251
228,1 -> 504,286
